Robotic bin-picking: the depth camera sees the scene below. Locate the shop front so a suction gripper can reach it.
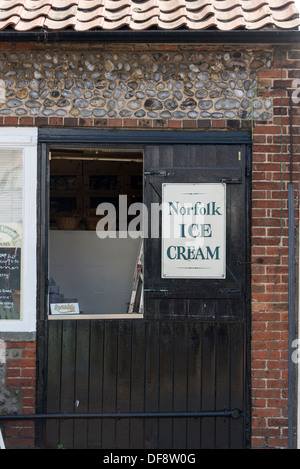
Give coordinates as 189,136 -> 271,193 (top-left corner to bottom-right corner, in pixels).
0,0 -> 299,449
33,129 -> 252,448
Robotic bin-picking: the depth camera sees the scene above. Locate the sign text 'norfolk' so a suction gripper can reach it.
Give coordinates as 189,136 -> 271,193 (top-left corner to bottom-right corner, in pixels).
162,183 -> 226,279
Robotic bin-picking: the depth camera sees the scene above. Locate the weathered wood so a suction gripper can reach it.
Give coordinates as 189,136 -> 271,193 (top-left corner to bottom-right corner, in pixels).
43,141 -> 251,449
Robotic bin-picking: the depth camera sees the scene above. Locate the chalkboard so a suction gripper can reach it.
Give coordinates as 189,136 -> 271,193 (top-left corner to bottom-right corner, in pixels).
0,247 -> 21,320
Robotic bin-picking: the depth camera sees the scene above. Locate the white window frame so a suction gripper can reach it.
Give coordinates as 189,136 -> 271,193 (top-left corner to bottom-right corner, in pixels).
0,128 -> 37,332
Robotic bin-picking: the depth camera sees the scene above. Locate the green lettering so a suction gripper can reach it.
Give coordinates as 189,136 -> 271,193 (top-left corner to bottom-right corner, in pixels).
178,246 -> 187,260
179,224 -> 186,238
206,246 -> 220,260
169,202 -> 179,215
195,247 -> 205,260
167,246 -> 176,259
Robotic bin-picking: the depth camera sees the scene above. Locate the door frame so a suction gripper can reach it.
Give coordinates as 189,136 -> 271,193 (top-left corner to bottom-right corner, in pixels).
36,129 -> 252,448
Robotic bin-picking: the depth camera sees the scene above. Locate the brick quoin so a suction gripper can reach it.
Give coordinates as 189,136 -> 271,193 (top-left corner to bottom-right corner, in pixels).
0,44 -> 299,450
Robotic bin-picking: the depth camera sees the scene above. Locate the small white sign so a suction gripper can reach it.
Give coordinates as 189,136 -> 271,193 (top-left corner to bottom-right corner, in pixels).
50,303 -> 80,315
162,183 -> 226,279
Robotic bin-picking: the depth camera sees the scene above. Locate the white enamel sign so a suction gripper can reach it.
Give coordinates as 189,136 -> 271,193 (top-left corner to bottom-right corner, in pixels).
162,183 -> 226,279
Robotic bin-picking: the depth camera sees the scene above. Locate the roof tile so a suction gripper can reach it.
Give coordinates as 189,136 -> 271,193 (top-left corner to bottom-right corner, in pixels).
0,0 -> 298,31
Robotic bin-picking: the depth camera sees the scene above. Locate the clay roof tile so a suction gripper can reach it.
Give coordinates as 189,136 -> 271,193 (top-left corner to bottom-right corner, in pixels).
0,0 -> 298,31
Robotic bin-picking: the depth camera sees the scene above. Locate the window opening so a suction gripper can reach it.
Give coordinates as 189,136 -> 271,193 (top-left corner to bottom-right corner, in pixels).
48,148 -> 143,318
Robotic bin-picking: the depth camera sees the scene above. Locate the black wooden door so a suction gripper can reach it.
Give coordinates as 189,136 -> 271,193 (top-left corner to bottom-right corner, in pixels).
43,142 -> 251,449
142,143 -> 251,448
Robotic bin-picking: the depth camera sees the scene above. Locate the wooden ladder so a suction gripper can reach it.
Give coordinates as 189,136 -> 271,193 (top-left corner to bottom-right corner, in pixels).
0,428 -> 5,449
128,243 -> 143,314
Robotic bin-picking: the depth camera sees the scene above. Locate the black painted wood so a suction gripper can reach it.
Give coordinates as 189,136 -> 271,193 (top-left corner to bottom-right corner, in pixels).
42,140 -> 251,449
38,128 -> 251,145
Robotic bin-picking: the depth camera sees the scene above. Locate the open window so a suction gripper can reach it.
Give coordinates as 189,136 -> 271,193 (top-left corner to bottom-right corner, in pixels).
48,148 -> 143,319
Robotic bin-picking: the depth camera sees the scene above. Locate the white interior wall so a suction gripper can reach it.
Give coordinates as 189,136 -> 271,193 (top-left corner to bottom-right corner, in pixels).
50,230 -> 141,314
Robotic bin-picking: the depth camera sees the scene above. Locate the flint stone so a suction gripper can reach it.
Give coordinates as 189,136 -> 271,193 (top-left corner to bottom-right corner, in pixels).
224,111 -> 236,118
135,110 -> 146,117
17,80 -> 28,88
158,91 -> 170,100
252,99 -> 263,109
15,108 -> 27,116
29,91 -> 40,99
128,100 -> 142,110
173,111 -> 186,119
57,98 -> 70,107
120,109 -> 132,117
147,111 -> 158,118
198,100 -> 213,110
180,98 -> 196,110
73,98 -> 88,108
90,97 -> 105,107
113,89 -> 122,99
93,109 -> 106,117
173,90 -> 183,100
160,111 -> 172,119
234,89 -> 244,98
145,98 -> 163,110
260,111 -> 271,120
56,109 -> 67,116
215,98 -> 240,110
43,109 -> 55,116
25,99 -> 42,108
43,98 -> 55,107
187,111 -> 199,118
195,89 -> 208,98
16,89 -> 28,99
165,99 -> 178,111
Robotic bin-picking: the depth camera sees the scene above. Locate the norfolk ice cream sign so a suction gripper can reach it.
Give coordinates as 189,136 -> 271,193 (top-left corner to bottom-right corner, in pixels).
162,183 -> 226,279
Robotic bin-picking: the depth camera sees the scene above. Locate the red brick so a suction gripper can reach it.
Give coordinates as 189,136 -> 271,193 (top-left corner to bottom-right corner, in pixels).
259,70 -> 285,79
168,120 -> 182,128
4,117 -> 18,126
108,119 -> 122,127
212,119 -> 226,128
49,117 -> 64,126
254,125 -> 282,134
19,117 -> 34,126
123,119 -> 138,127
183,119 -> 196,128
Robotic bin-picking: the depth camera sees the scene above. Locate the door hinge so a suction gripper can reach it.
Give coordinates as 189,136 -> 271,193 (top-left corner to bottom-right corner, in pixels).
219,288 -> 240,294
220,177 -> 241,184
237,257 -> 263,265
144,170 -> 173,176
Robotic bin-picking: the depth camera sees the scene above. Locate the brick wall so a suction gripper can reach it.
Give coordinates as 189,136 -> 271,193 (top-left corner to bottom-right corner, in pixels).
0,340 -> 36,449
0,42 -> 299,449
251,47 -> 300,448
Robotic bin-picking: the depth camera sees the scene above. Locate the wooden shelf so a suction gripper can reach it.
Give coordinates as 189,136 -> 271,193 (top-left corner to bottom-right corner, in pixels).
50,157 -> 143,230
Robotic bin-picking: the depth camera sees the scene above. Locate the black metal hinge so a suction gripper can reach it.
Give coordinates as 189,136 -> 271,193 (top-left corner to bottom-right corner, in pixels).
220,177 -> 241,184
144,170 -> 174,176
